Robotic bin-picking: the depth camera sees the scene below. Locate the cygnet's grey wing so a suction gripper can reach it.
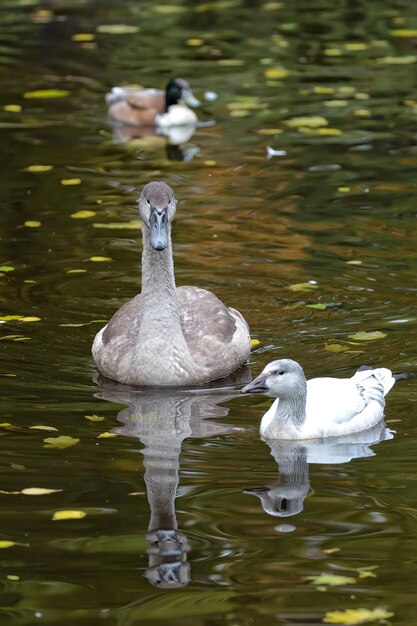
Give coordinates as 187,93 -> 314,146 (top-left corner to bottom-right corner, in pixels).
101,293 -> 142,347
177,286 -> 250,369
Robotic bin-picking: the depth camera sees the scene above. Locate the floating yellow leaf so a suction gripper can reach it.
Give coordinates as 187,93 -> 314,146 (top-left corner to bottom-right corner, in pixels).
204,160 -> 217,166
0,541 -> 16,549
60,178 -> 81,186
217,59 -> 245,66
19,317 -> 40,323
354,109 -> 371,116
325,342 -> 350,353
89,256 -> 112,262
0,423 -> 12,428
323,607 -> 393,624
345,42 -> 368,51
339,187 -> 351,192
70,210 -> 96,219
67,269 -> 87,274
7,575 -> 20,581
93,219 -> 141,230
23,89 -> 70,99
285,116 -> 328,128
288,282 -> 318,292
72,33 -> 95,42
43,435 -> 80,449
85,414 -> 105,422
128,491 -> 145,496
21,488 -> 62,496
264,67 -> 289,79
0,335 -> 30,341
325,99 -> 348,107
308,573 -> 356,587
185,38 -> 204,46
257,128 -> 283,135
96,24 -> 139,34
346,260 -> 362,265
324,48 -> 342,56
25,165 -> 53,173
390,29 -> 417,37
250,339 -> 260,347
52,510 -> 86,521
317,128 -> 342,135
0,266 -> 15,273
313,86 -> 334,94
24,221 -> 41,228
153,4 -> 186,13
97,432 -> 118,438
30,425 -> 58,432
4,104 -> 22,113
307,303 -> 327,310
358,570 -> 377,579
348,331 -> 386,341
323,547 -> 340,554
377,55 -> 416,64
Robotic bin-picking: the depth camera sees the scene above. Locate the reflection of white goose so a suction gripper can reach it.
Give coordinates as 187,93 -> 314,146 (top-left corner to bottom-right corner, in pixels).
242,360 -> 396,439
245,422 -> 394,518
96,378 -> 246,588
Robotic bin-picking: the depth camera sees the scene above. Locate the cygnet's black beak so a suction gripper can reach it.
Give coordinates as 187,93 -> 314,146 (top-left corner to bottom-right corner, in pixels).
241,373 -> 268,394
150,207 -> 168,251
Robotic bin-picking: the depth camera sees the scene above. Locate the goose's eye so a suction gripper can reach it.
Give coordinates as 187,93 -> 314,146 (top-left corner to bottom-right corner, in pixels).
146,198 -> 150,206
278,370 -> 285,376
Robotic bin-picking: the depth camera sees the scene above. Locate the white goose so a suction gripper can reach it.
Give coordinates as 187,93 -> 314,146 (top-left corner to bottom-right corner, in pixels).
242,359 -> 395,440
92,182 -> 250,386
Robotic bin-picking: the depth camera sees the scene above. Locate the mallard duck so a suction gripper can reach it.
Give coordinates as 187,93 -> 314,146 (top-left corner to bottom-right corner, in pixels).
92,182 -> 251,386
106,77 -> 200,127
242,359 -> 395,439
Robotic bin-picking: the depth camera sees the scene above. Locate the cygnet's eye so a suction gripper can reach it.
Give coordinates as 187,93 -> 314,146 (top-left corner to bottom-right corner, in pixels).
278,370 -> 285,376
146,198 -> 151,206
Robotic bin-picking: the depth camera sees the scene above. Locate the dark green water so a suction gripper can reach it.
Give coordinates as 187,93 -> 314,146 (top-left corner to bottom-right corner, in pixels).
0,0 -> 416,624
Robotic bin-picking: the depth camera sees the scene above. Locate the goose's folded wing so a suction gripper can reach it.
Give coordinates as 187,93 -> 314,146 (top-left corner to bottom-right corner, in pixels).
306,378 -> 369,424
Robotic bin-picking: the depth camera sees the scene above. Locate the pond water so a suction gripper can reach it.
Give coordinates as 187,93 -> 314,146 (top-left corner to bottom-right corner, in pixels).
0,0 -> 416,624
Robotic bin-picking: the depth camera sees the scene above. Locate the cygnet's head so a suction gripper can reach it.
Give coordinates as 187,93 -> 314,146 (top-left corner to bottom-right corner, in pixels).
138,181 -> 177,251
242,359 -> 307,398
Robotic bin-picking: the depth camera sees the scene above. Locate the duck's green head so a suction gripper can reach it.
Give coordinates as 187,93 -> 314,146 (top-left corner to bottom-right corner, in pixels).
165,78 -> 200,110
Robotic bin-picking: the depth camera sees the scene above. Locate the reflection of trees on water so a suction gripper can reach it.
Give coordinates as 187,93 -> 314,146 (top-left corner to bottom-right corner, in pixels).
245,422 -> 393,519
96,371 -> 249,588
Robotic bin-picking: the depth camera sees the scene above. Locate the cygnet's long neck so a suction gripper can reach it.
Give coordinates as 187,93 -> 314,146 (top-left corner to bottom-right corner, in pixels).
137,226 -> 198,383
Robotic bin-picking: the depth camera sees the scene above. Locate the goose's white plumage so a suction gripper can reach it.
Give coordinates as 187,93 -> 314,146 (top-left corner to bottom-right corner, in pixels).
242,359 -> 395,440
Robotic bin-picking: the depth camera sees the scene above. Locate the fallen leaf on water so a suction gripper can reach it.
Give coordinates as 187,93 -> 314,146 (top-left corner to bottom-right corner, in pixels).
285,115 -> 328,128
0,541 -> 16,549
85,414 -> 105,422
345,42 -> 368,51
264,67 -> 289,79
52,510 -> 86,521
354,109 -> 371,116
24,221 -> 41,228
324,48 -> 342,56
323,607 -> 393,624
307,573 -> 356,587
0,335 -> 30,341
30,425 -> 58,432
19,317 -> 40,323
25,165 -> 53,173
306,303 -> 327,310
0,423 -> 12,428
288,282 -> 318,292
43,436 -> 80,449
21,488 -> 62,496
0,266 -> 15,273
93,219 -> 141,230
89,256 -> 112,262
358,570 -> 377,579
185,38 -> 204,46
346,259 -> 362,264
97,432 -> 118,438
390,29 -> 417,37
377,55 -> 416,64
72,33 -> 95,42
0,315 -> 22,321
96,24 -> 139,34
257,128 -> 283,135
250,339 -> 260,347
323,547 -> 340,554
67,269 -> 87,274
23,89 -> 70,99
153,4 -> 186,13
325,342 -> 350,353
0,490 -> 20,495
60,178 -> 81,186
348,331 -> 386,341
4,104 -> 22,113
70,210 -> 96,219
7,575 -> 20,581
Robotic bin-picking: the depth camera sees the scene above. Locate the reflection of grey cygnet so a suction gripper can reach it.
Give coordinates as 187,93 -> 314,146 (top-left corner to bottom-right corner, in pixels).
96,380 -> 247,588
245,421 -> 393,519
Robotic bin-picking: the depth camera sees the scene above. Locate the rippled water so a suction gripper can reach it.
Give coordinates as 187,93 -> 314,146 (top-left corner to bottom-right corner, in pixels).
0,0 -> 416,624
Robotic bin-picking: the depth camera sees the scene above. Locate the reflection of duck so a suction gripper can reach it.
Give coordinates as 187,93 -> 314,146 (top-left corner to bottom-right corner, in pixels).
242,360 -> 396,439
110,123 -> 199,162
92,182 -> 251,386
245,422 -> 393,518
106,77 -> 200,128
96,373 -> 248,588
